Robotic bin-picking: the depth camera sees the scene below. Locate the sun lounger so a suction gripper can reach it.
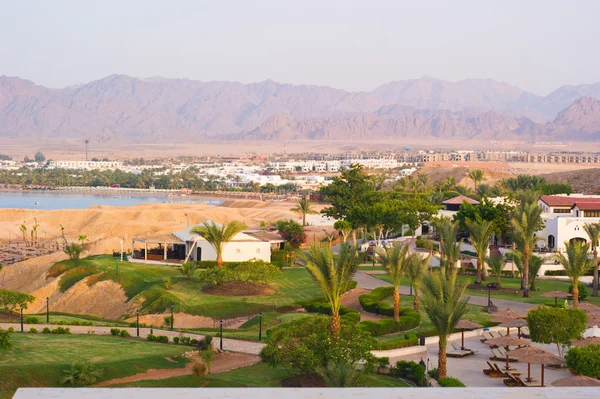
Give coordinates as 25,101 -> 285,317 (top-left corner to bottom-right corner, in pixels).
490,348 -> 505,361
497,347 -> 518,361
521,326 -> 530,337
481,331 -> 495,342
497,330 -> 507,337
448,343 -> 474,358
504,373 -> 528,387
486,363 -> 520,378
483,361 -> 495,376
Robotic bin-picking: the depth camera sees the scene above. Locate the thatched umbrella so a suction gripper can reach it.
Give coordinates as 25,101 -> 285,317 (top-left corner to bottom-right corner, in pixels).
552,375 -> 600,387
540,290 -> 570,307
487,335 -> 530,371
572,336 -> 600,346
506,346 -> 548,382
491,308 -> 527,322
498,318 -> 528,337
455,319 -> 482,350
517,351 -> 565,387
587,314 -> 600,328
578,302 -> 600,312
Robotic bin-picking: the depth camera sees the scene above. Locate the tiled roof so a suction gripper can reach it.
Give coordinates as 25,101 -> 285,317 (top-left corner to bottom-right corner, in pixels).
540,195 -> 600,207
573,202 -> 600,211
442,195 -> 479,205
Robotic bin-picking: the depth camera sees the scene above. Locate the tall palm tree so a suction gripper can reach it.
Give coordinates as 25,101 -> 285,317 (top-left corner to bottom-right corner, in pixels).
421,270 -> 469,379
510,202 -> 544,297
376,243 -> 414,321
290,195 -> 318,226
417,173 -> 429,188
467,169 -> 485,190
301,243 -> 360,335
584,222 -> 600,296
466,219 -> 495,285
528,254 -> 544,291
486,255 -> 505,288
553,241 -> 593,308
191,221 -> 247,268
405,253 -> 429,311
438,218 -> 461,274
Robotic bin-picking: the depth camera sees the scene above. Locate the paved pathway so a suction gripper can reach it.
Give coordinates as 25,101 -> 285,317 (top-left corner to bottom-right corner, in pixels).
0,322 -> 265,355
355,271 -> 532,314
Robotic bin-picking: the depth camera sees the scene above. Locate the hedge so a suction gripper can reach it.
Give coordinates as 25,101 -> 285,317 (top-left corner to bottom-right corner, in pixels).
358,286 -> 395,316
295,296 -> 360,322
391,360 -> 428,387
438,377 -> 466,387
566,344 -> 600,378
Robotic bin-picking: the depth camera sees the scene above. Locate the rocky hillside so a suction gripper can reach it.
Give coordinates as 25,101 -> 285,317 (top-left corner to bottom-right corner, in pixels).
1,74 -> 600,142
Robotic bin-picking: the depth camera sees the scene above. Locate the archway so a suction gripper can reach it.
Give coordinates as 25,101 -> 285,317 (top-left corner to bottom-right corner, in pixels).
570,237 -> 587,245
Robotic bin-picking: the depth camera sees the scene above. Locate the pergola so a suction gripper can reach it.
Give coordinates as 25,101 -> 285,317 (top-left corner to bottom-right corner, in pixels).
131,234 -> 185,262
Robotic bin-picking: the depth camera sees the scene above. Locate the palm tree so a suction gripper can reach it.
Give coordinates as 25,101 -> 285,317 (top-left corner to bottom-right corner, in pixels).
61,360 -> 104,386
486,255 -> 505,288
290,196 -> 318,226
376,243 -> 414,321
420,270 -> 469,379
553,241 -> 593,308
467,169 -> 485,190
405,254 -> 429,311
180,261 -> 197,279
191,221 -> 247,268
78,234 -> 87,245
511,202 -> 544,297
300,243 -> 360,335
528,255 -> 544,291
417,173 -> 429,188
466,219 -> 495,285
584,223 -> 600,296
318,361 -> 363,387
437,218 -> 461,274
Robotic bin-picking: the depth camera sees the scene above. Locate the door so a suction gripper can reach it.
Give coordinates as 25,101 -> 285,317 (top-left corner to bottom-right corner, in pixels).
196,247 -> 202,261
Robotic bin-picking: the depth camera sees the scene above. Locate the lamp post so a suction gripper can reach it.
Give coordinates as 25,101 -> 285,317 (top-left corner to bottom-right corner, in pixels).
220,320 -> 223,350
120,239 -> 124,262
136,310 -> 140,338
170,305 -> 174,331
20,304 -> 24,332
258,312 -> 263,342
409,284 -> 413,296
487,285 -> 492,307
376,304 -> 379,316
46,297 -> 49,324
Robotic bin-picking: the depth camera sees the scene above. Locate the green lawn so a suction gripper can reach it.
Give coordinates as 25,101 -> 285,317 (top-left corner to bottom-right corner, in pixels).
371,273 -> 600,306
0,334 -> 191,398
47,256 -> 321,319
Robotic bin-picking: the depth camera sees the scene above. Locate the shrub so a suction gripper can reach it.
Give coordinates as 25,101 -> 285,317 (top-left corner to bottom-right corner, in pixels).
0,328 -> 11,349
192,361 -> 208,376
428,368 -> 439,379
200,350 -> 214,372
157,335 -> 169,343
110,328 -> 121,336
120,330 -> 130,338
173,336 -> 180,344
569,283 -> 589,301
415,237 -> 437,251
190,338 -> 199,346
29,328 -> 39,334
376,357 -> 390,369
52,327 -> 71,334
341,312 -> 361,324
162,277 -> 172,290
24,317 -> 39,324
61,360 -> 104,386
392,360 -> 428,387
565,344 -> 600,378
197,335 -> 213,351
7,327 -> 15,333
42,327 -> 51,334
147,334 -> 157,341
374,332 -> 419,350
438,377 -> 466,387
358,287 -> 395,316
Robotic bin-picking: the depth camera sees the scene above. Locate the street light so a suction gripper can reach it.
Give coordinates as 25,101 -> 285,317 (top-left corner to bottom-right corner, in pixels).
220,320 -> 223,350
120,239 -> 124,262
20,304 -> 24,332
46,297 -> 49,324
136,310 -> 140,338
487,284 -> 492,307
376,304 -> 379,316
258,313 -> 263,342
170,305 -> 174,331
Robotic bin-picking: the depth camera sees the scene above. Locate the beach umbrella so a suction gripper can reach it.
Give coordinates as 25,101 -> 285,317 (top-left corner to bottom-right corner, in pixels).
552,375 -> 600,387
455,319 -> 482,350
572,336 -> 600,346
540,290 -> 570,307
584,326 -> 600,338
487,336 -> 530,371
587,313 -> 600,328
506,346 -> 548,382
517,351 -> 565,387
578,302 -> 600,312
491,308 -> 526,322
498,318 -> 527,337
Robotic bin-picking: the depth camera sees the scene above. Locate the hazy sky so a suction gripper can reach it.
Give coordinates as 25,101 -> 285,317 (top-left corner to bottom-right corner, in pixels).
2,0 -> 599,95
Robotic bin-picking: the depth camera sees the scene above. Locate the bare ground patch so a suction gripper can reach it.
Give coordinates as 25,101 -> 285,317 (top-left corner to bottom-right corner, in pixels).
202,281 -> 274,296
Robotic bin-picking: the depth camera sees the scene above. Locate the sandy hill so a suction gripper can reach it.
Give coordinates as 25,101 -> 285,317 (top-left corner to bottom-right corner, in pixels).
543,168 -> 600,194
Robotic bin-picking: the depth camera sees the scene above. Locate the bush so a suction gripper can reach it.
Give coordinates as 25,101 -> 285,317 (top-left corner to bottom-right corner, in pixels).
157,335 -> 169,343
42,327 -> 51,334
341,312 -> 361,324
0,328 -> 11,349
569,283 -> 589,301
428,368 -> 438,379
374,333 -> 419,350
147,334 -> 156,341
173,336 -> 180,344
358,287 -> 395,316
192,361 -> 208,376
162,277 -> 172,290
120,330 -> 130,338
566,344 -> 600,378
415,237 -> 437,251
438,377 -> 466,387
29,328 -> 39,334
51,327 -> 71,334
197,335 -> 213,351
7,327 -> 15,333
392,360 -> 428,387
110,328 -> 121,336
24,317 -> 39,324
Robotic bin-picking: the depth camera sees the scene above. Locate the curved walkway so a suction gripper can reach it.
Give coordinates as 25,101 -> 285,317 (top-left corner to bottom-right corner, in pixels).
0,322 -> 265,355
355,271 -> 533,314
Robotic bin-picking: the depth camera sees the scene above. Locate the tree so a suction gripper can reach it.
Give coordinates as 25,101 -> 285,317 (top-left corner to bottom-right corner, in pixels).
434,216 -> 461,274
486,255 -> 505,288
467,169 -> 485,190
180,261 -> 197,280
61,361 -> 104,386
191,221 -> 247,268
78,235 -> 87,245
0,289 -> 35,313
528,306 -> 587,357
333,220 -> 353,243
528,255 -> 544,291
290,195 -> 318,226
584,222 -> 600,296
510,202 -> 544,298
405,254 -> 429,311
64,243 -> 85,261
553,241 -> 593,308
467,219 -> 495,285
0,328 -> 11,350
376,243 -> 414,321
318,361 -> 363,387
276,219 -> 307,248
300,243 -> 360,335
454,197 -> 512,237
420,270 -> 469,378
320,164 -> 376,220
34,152 -> 46,162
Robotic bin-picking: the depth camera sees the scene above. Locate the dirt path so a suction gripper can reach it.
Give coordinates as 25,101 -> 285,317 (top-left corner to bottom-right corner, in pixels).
340,288 -> 387,322
95,352 -> 260,386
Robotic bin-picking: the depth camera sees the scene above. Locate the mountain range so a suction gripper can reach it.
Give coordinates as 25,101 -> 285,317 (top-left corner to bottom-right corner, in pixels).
1,74 -> 600,142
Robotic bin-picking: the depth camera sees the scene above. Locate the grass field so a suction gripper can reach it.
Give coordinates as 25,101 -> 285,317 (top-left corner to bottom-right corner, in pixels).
48,256 -> 321,319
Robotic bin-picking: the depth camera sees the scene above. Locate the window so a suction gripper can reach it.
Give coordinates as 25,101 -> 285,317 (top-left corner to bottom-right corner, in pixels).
553,208 -> 571,214
236,249 -> 241,254
256,248 -> 261,254
585,211 -> 600,218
